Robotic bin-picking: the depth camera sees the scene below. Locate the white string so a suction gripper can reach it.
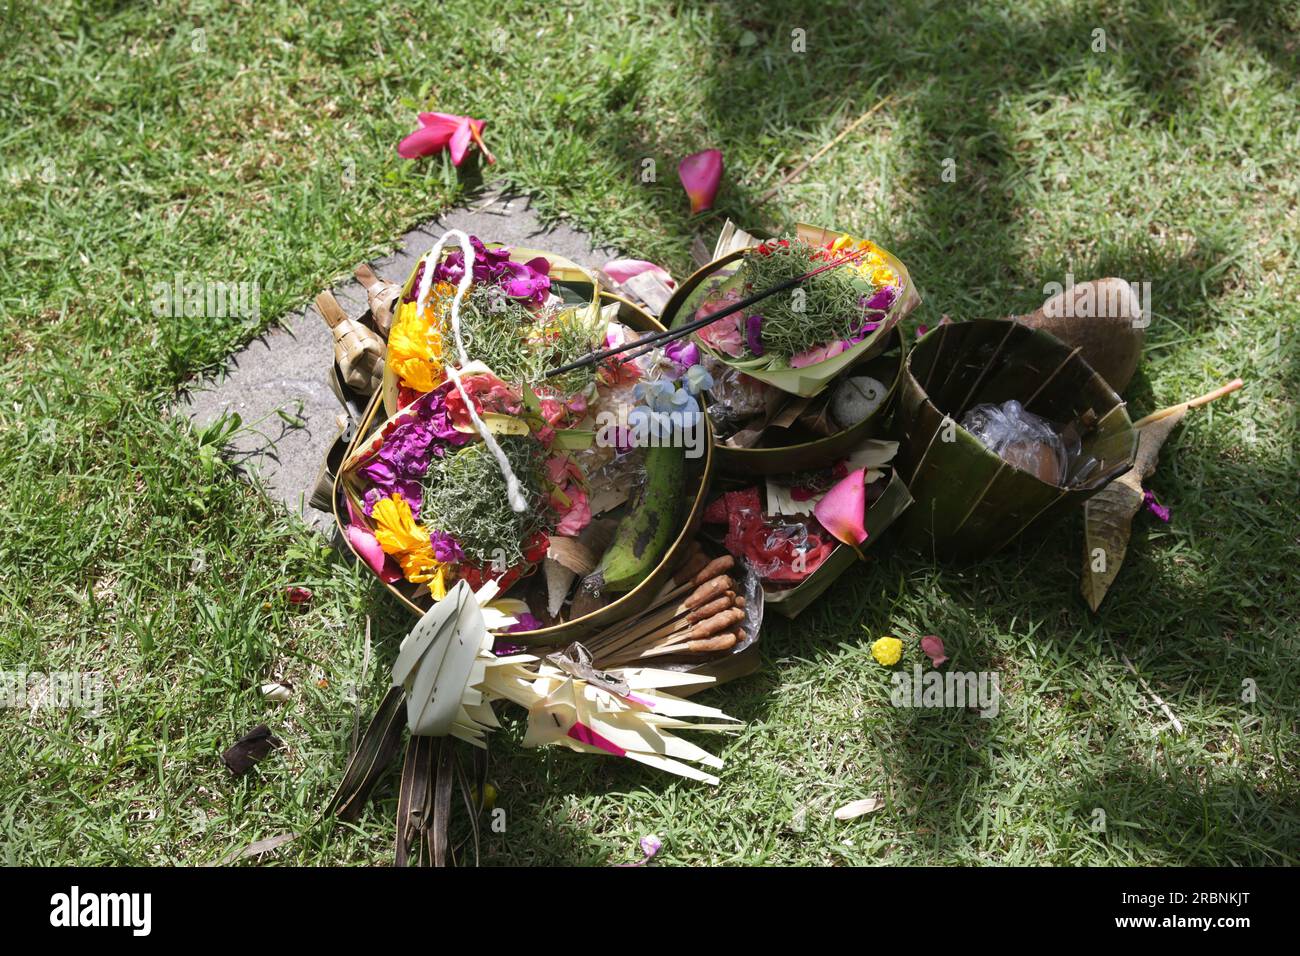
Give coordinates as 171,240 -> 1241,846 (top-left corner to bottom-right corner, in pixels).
416,229 -> 528,513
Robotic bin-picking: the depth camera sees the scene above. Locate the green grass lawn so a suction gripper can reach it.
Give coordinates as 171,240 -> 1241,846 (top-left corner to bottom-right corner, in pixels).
1,0 -> 1297,865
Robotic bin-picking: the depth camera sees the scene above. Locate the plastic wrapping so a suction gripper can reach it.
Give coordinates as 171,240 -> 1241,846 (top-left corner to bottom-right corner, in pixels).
960,400 -> 1068,486
703,361 -> 770,436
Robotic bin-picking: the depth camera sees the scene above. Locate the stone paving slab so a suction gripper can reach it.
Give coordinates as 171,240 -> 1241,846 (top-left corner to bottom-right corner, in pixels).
180,195 -> 616,533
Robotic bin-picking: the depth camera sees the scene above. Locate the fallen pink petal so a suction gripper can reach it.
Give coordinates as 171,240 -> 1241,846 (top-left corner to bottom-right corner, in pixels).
678,148 -> 723,214
285,586 -> 313,605
813,467 -> 869,554
921,635 -> 948,667
602,258 -> 675,287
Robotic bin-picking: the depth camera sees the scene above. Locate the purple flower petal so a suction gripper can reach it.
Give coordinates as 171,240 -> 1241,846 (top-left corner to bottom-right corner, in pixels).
1143,488 -> 1171,522
745,313 -> 765,356
866,286 -> 896,311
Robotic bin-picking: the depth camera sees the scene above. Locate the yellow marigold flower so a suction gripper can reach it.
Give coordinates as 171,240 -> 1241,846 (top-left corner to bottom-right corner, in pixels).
388,287 -> 449,393
371,493 -> 446,587
871,636 -> 904,666
829,236 -> 898,289
869,263 -> 898,287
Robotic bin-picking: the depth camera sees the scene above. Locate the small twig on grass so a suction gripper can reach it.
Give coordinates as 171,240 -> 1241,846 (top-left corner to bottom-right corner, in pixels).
757,95 -> 894,205
1122,652 -> 1184,735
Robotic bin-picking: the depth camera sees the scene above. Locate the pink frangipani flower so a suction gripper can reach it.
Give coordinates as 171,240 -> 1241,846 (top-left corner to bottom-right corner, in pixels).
398,112 -> 495,166
678,149 -> 723,214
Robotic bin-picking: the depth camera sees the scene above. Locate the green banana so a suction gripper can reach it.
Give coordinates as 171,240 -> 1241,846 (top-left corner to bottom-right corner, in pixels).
597,445 -> 686,592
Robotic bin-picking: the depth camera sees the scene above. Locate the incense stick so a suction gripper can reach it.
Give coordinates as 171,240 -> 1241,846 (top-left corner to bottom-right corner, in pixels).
542,246 -> 874,378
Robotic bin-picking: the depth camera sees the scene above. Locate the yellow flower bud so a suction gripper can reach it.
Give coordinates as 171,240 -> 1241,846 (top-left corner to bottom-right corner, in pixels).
871,636 -> 903,666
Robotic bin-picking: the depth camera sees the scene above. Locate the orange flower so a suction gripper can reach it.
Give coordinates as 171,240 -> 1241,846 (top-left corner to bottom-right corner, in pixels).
371,493 -> 449,597
388,284 -> 451,393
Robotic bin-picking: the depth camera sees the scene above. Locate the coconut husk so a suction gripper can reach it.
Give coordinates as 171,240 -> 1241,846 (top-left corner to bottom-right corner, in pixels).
1013,277 -> 1146,393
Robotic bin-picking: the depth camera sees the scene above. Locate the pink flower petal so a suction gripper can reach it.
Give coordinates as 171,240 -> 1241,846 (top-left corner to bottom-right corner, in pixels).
346,524 -> 402,583
602,258 -> 675,287
813,467 -> 869,554
398,123 -> 455,159
790,340 -> 846,368
285,586 -> 313,605
448,118 -> 473,166
417,112 -> 467,134
678,149 -> 723,215
399,113 -> 491,164
555,484 -> 591,536
920,635 -> 948,667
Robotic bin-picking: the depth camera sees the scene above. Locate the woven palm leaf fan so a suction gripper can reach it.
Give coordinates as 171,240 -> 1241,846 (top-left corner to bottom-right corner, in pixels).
328,581 -> 739,866
895,319 -> 1138,559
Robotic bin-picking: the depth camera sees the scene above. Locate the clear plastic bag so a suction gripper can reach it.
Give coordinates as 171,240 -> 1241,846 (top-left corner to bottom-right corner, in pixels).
960,399 -> 1068,485
704,361 -> 770,436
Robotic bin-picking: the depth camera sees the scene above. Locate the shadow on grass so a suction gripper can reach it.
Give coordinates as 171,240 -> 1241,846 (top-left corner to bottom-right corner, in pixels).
561,0 -> 1297,863
323,0 -> 1298,864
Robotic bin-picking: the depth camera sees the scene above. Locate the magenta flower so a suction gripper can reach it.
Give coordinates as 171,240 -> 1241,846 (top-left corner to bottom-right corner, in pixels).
865,286 -> 896,312
360,386 -> 469,517
499,256 -> 553,304
678,149 -> 723,214
664,339 -> 700,373
433,235 -> 512,285
434,237 -> 552,305
429,530 -> 464,563
504,613 -> 544,635
397,112 -> 495,166
1143,488 -> 1171,522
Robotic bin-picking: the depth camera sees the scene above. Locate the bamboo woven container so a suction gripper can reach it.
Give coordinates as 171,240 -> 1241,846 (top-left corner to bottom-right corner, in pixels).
894,319 -> 1138,559
335,290 -> 716,644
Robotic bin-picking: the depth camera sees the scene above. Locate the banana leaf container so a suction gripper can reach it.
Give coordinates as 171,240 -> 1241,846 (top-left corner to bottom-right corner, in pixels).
336,289 -> 716,645
763,465 -> 913,618
895,319 -> 1137,559
662,225 -> 916,476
